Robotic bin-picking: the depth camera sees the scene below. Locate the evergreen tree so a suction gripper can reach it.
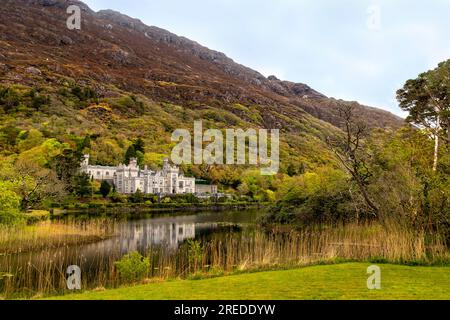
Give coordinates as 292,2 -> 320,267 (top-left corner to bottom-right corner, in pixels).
124,145 -> 136,165
100,181 -> 111,198
134,138 -> 145,153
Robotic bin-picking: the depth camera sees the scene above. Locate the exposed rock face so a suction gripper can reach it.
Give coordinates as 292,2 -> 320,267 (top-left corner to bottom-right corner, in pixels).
25,66 -> 42,75
0,0 -> 404,130
59,35 -> 74,45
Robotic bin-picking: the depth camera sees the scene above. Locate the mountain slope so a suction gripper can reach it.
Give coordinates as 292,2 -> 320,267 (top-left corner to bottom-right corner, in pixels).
0,0 -> 404,179
0,0 -> 403,129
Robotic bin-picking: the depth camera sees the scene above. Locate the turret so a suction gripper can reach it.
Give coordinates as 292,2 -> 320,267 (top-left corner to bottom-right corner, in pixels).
82,154 -> 90,167
163,158 -> 170,171
129,158 -> 138,168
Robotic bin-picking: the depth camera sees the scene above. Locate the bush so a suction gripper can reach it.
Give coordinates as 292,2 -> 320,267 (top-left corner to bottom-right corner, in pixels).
114,251 -> 150,282
110,192 -> 127,203
0,181 -> 22,225
25,210 -> 50,224
129,190 -> 144,203
0,210 -> 23,225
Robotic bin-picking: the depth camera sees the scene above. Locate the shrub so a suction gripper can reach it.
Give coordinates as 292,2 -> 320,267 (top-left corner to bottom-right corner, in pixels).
114,251 -> 150,282
25,210 -> 50,224
110,192 -> 127,203
0,181 -> 22,225
187,239 -> 203,273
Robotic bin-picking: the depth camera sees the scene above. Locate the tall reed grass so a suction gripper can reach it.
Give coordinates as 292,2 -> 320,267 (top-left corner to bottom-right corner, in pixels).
0,219 -> 116,254
0,220 -> 448,299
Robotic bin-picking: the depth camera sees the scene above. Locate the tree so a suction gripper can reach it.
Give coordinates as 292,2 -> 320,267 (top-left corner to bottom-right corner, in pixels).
135,151 -> 144,167
124,145 -> 136,165
51,148 -> 84,192
100,181 -> 111,198
397,59 -> 450,171
17,129 -> 44,152
0,181 -> 20,212
134,138 -> 145,153
14,158 -> 66,210
72,173 -> 92,197
124,138 -> 145,165
0,181 -> 21,224
327,104 -> 379,216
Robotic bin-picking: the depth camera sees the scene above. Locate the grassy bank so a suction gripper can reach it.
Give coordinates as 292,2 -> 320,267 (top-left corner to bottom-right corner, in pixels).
49,263 -> 450,300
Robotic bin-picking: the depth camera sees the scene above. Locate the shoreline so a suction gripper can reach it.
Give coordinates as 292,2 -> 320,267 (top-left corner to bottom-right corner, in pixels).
51,202 -> 269,216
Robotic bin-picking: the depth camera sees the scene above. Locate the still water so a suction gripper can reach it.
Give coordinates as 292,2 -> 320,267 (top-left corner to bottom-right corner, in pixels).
0,209 -> 265,296
75,209 -> 262,259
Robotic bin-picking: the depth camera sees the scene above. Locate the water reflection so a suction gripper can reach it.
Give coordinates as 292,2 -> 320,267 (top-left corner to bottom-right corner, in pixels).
0,210 -> 271,296
80,211 -> 260,257
1,210 -> 262,268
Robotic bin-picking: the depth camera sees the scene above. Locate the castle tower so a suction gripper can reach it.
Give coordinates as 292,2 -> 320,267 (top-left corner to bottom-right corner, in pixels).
82,154 -> 90,167
129,158 -> 138,169
163,158 -> 170,171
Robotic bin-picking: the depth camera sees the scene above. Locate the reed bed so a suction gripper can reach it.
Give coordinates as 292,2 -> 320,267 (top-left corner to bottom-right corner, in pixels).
0,221 -> 448,299
0,219 -> 117,254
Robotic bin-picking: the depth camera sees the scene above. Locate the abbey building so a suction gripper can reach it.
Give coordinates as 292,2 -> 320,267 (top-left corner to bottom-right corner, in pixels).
81,155 -> 195,195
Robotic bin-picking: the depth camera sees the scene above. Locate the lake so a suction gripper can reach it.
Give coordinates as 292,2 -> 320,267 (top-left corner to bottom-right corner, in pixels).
1,208 -> 433,298
0,209 -> 265,297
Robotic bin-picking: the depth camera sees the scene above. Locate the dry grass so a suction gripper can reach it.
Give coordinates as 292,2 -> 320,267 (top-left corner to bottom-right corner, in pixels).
151,222 -> 449,278
0,220 -> 116,254
0,220 -> 448,299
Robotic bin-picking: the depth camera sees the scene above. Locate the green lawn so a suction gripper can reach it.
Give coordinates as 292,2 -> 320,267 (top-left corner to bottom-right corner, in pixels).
51,263 -> 450,300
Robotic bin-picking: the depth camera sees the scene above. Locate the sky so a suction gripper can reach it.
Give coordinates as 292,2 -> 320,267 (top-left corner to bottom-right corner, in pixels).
83,0 -> 450,117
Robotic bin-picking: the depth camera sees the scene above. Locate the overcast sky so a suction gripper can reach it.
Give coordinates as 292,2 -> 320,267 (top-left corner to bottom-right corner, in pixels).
83,0 -> 450,117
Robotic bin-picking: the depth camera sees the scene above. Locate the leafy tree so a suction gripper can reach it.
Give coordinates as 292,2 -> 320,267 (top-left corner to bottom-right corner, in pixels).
0,125 -> 20,149
327,104 -> 379,216
397,59 -> 450,171
51,148 -> 84,192
78,135 -> 91,152
17,129 -> 44,152
29,90 -> 51,111
14,158 -> 66,210
0,87 -> 20,112
100,181 -> 111,198
0,181 -> 21,224
0,181 -> 20,212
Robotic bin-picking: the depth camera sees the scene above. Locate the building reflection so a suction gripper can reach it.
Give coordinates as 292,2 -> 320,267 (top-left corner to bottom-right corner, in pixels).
117,221 -> 196,251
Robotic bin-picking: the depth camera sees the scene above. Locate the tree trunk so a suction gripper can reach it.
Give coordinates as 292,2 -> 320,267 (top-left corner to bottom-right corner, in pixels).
433,115 -> 440,172
433,133 -> 439,172
354,175 -> 379,215
447,122 -> 450,147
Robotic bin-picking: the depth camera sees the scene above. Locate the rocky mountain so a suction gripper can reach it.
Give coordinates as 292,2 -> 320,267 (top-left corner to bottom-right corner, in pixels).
0,0 -> 406,175
0,0 -> 403,129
